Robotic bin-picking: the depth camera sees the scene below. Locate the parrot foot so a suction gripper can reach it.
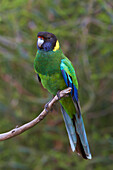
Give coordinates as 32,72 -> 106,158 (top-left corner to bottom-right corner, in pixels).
44,100 -> 53,113
44,102 -> 50,112
57,90 -> 61,100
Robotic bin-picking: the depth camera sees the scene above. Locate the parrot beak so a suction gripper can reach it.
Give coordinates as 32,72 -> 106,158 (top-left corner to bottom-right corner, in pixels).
38,37 -> 44,47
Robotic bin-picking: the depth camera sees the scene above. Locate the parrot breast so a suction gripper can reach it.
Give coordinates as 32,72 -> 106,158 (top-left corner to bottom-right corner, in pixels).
34,49 -> 66,95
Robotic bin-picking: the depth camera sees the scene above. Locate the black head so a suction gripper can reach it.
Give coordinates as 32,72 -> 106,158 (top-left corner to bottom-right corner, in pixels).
37,32 -> 59,52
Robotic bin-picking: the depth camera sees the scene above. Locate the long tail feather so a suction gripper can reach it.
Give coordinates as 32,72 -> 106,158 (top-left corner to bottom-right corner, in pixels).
74,101 -> 92,159
61,105 -> 76,152
61,105 -> 92,159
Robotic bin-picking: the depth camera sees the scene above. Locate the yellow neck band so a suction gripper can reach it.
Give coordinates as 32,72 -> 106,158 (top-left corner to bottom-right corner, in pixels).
53,40 -> 60,51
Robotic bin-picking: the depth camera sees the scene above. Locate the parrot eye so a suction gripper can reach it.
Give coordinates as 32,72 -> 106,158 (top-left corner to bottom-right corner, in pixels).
47,37 -> 51,40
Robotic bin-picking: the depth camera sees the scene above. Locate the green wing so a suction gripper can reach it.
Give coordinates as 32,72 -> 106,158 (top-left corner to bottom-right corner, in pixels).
60,58 -> 92,159
60,58 -> 78,101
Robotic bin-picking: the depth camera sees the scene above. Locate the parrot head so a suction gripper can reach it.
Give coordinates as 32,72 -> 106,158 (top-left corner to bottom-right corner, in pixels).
37,32 -> 60,52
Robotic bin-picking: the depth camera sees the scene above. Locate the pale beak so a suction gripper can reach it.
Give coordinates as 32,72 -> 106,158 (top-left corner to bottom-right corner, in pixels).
38,38 -> 44,47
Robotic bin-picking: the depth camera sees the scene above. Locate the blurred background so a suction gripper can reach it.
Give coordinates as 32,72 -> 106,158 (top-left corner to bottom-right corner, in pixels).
0,0 -> 113,169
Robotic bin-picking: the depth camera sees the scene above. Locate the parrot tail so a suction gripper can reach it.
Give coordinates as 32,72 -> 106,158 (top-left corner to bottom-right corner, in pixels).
61,105 -> 92,160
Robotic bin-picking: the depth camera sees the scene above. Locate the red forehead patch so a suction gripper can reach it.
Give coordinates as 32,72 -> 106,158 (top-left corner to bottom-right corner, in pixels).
38,36 -> 44,39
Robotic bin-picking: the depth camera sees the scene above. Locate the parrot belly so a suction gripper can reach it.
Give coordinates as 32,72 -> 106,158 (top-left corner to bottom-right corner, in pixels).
39,72 -> 66,95
39,72 -> 76,118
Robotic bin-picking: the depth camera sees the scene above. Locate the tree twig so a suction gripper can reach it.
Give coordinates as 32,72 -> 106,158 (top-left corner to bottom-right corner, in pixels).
0,87 -> 72,141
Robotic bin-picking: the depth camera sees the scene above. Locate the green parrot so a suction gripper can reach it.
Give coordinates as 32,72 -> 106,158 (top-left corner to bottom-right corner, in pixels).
34,32 -> 92,159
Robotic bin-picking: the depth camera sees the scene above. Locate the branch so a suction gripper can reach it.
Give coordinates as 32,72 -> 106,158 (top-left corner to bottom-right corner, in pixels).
0,87 -> 72,141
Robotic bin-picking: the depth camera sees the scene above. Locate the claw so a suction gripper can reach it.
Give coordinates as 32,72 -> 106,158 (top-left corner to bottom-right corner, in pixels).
57,90 -> 61,100
44,100 -> 53,112
44,102 -> 49,112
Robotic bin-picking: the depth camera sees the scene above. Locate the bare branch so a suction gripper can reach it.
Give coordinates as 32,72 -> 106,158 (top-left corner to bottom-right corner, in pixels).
0,87 -> 72,141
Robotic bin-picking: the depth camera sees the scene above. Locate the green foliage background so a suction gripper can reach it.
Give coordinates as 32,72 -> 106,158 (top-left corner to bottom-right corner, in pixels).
0,0 -> 113,169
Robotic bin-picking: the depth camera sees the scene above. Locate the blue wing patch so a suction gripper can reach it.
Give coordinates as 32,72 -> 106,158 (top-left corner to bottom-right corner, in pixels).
61,69 -> 78,102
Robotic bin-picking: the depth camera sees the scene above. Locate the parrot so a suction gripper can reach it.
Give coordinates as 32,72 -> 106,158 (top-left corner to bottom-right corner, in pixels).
34,31 -> 92,159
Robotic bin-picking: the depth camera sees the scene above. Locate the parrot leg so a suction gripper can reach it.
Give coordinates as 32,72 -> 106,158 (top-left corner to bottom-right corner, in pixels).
57,90 -> 70,100
57,90 -> 61,100
44,89 -> 63,113
44,99 -> 53,112
44,102 -> 50,112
